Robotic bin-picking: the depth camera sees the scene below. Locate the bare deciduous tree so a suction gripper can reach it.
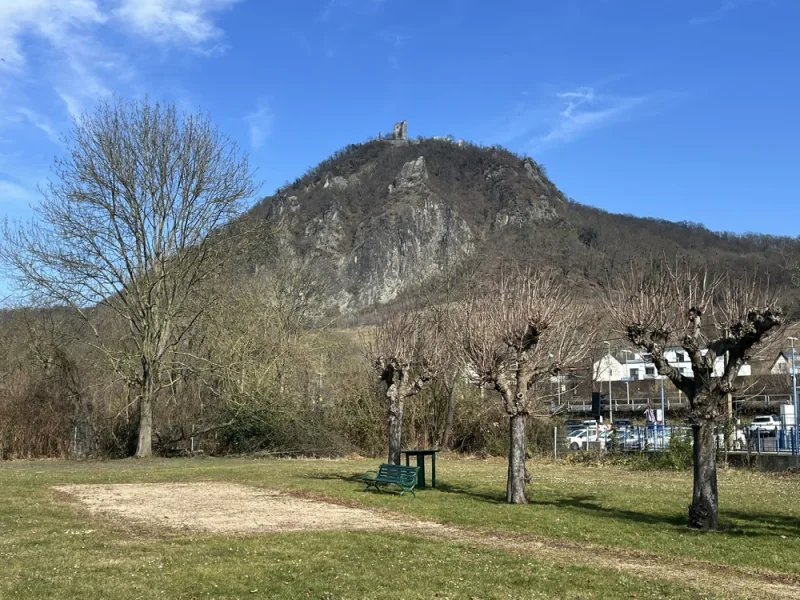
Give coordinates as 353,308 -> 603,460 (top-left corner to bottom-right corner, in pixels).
0,97 -> 256,458
605,257 -> 784,529
453,269 -> 592,504
370,309 -> 442,465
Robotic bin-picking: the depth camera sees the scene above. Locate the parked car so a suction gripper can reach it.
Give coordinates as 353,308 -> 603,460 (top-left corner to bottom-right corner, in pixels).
567,428 -> 607,451
643,426 -> 671,449
612,419 -> 633,430
714,426 -> 746,450
567,429 -> 590,450
619,430 -> 642,450
746,415 -> 781,437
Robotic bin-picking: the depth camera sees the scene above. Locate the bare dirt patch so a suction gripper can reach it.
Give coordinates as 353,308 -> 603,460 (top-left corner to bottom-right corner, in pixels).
54,482 -> 443,535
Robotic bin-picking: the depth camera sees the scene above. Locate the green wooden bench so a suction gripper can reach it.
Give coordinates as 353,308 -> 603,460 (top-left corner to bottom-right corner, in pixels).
361,463 -> 420,496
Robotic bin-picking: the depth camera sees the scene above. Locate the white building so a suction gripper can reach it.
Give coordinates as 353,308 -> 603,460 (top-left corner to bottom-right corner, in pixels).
770,351 -> 794,375
593,354 -> 627,382
592,346 -> 750,382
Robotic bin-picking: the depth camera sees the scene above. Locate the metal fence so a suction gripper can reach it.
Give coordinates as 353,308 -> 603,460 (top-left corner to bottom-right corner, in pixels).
557,425 -> 800,455
554,394 -> 794,416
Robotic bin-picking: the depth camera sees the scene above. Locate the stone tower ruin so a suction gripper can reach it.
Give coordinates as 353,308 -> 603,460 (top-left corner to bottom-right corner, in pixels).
392,120 -> 408,140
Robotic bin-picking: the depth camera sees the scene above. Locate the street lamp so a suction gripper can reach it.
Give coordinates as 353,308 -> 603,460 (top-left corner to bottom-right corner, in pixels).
621,349 -> 633,403
660,374 -> 666,446
603,341 -> 613,425
789,337 -> 799,460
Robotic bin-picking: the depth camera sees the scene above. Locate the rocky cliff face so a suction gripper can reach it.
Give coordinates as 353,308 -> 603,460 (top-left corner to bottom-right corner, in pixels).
250,136 -> 800,314
257,139 -> 561,311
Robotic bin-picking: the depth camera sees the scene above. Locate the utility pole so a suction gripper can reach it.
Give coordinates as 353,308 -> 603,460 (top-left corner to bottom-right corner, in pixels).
724,327 -> 733,451
660,375 -> 666,446
790,337 -> 799,463
621,349 -> 632,404
604,341 -> 613,425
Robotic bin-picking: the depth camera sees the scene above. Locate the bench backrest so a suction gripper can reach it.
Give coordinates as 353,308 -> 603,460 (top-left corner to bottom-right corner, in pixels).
377,463 -> 419,485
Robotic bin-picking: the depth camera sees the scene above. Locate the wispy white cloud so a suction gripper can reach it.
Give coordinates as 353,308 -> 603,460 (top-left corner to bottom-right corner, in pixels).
115,0 -> 242,51
16,108 -> 61,144
318,0 -> 388,22
244,100 -> 273,150
536,87 -> 647,146
0,0 -> 106,72
0,0 -> 243,144
492,84 -> 651,151
318,0 -> 337,22
0,178 -> 40,206
381,30 -> 408,71
690,1 -> 738,25
56,89 -> 84,120
688,0 -> 767,26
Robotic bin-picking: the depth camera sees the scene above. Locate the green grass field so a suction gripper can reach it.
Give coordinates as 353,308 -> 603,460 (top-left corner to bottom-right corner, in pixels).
1,456 -> 798,599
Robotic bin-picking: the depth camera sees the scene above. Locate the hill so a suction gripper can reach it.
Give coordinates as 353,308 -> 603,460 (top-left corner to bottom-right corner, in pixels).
251,125 -> 799,312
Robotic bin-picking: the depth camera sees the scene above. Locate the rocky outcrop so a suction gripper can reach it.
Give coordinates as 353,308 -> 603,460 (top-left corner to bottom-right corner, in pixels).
389,156 -> 428,193
346,199 -> 473,307
303,203 -> 344,256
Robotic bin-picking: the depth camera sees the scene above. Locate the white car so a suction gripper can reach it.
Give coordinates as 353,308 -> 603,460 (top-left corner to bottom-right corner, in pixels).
714,427 -> 746,450
746,415 -> 781,437
567,428 -> 611,451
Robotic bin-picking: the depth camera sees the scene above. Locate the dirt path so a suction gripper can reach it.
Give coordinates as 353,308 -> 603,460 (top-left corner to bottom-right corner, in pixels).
55,482 -> 800,600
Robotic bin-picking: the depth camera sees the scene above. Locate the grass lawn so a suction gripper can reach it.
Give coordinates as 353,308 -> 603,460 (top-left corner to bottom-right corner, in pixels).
1,456 -> 798,599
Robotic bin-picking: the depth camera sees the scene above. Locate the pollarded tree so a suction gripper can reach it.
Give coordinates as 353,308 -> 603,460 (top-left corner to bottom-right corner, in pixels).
0,97 -> 256,458
370,309 -> 442,465
454,269 -> 592,504
604,258 -> 784,529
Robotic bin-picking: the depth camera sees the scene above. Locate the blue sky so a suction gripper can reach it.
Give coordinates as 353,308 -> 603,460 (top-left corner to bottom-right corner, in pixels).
1,0 -> 799,239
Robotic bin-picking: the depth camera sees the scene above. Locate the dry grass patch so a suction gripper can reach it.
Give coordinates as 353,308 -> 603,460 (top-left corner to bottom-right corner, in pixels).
54,482 -> 445,535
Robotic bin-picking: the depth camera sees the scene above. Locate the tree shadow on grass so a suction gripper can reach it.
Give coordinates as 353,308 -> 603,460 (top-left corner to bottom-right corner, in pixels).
296,475 -> 798,538
529,494 -> 688,528
529,495 -> 800,537
298,472 -> 365,484
720,510 -> 800,538
433,481 -> 509,504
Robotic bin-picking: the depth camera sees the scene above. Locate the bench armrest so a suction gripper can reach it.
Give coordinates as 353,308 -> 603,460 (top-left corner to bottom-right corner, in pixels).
362,470 -> 378,479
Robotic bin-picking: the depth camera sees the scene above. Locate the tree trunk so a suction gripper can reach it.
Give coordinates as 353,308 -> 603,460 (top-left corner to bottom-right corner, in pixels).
135,357 -> 156,458
689,419 -> 718,529
387,391 -> 404,465
135,394 -> 153,458
440,373 -> 457,450
507,413 -> 528,504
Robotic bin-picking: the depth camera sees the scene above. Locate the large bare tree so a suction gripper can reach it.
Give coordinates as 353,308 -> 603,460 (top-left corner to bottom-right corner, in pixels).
454,270 -> 592,504
605,258 -> 784,529
0,97 -> 256,457
370,309 -> 441,464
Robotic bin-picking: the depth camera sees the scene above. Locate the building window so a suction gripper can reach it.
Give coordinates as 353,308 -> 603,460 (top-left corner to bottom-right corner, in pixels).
630,368 -> 640,380
676,352 -> 685,362
645,367 -> 655,376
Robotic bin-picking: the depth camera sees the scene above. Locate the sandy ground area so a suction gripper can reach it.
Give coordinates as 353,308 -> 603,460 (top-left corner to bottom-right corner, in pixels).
54,482 -> 442,534
54,481 -> 800,600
